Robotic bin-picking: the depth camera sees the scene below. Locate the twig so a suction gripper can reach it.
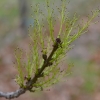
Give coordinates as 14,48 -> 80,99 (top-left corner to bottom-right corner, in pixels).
0,38 -> 61,99
0,88 -> 26,99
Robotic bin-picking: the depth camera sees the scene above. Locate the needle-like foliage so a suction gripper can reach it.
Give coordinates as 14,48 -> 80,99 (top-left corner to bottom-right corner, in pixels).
0,0 -> 100,99
15,0 -> 99,92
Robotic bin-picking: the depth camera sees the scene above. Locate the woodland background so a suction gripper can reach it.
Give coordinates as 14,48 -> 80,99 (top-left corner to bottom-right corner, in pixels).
0,0 -> 100,100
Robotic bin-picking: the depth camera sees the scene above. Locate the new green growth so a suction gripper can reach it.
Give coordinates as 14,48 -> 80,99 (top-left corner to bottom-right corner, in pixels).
15,0 -> 99,92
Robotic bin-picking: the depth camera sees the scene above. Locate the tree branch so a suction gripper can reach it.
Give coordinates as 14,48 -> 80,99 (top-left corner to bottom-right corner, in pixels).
26,38 -> 61,89
0,38 -> 61,99
0,88 -> 26,99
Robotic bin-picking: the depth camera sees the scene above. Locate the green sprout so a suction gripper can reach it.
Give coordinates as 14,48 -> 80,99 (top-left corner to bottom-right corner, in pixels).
15,0 -> 99,94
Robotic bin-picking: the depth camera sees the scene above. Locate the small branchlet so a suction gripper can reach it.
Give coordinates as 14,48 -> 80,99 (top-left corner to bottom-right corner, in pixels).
42,54 -> 47,61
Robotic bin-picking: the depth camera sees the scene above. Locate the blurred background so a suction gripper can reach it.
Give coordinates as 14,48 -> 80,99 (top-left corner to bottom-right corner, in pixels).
0,0 -> 100,100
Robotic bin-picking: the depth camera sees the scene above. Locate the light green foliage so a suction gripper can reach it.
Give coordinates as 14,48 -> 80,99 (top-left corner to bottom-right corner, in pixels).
15,0 -> 99,92
14,49 -> 24,87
